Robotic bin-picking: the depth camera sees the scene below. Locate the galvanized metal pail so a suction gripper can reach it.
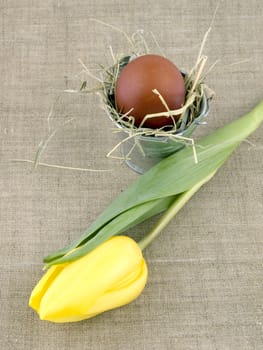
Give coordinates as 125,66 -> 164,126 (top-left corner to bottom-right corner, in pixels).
108,92 -> 210,174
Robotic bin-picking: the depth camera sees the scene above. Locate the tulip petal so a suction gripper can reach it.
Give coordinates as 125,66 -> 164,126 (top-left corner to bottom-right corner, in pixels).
30,236 -> 148,323
86,259 -> 148,318
29,264 -> 65,312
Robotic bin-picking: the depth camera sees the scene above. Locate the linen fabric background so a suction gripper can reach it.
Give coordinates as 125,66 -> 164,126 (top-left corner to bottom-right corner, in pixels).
1,1 -> 263,349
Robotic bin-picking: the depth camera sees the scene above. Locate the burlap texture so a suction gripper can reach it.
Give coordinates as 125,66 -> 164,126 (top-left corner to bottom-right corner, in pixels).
1,1 -> 263,349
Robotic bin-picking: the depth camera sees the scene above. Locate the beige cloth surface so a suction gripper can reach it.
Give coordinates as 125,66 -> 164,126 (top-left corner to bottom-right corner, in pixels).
1,1 -> 263,349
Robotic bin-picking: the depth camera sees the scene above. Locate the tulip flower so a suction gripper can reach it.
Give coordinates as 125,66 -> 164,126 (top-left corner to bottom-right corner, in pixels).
29,236 -> 147,323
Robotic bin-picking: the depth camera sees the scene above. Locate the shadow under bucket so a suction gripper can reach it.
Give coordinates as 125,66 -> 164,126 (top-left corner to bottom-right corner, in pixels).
108,92 -> 210,174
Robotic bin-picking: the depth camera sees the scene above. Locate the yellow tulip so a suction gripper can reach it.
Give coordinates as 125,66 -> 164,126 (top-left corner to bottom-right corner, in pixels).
29,236 -> 148,323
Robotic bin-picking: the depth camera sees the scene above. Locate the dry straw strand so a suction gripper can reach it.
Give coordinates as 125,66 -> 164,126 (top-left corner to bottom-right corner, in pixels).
11,159 -> 111,172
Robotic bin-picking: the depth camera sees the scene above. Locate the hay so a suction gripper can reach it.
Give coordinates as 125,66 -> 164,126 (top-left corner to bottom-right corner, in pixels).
99,33 -> 212,131
85,25 -> 214,163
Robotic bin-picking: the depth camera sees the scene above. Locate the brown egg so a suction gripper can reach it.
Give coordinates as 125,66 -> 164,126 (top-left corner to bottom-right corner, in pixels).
115,54 -> 186,129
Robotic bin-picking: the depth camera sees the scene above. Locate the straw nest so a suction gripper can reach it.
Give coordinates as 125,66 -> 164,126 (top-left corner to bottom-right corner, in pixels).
102,55 -> 207,134
79,24 -> 214,161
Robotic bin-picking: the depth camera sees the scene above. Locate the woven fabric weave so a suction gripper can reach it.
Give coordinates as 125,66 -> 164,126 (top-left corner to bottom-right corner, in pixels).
1,1 -> 263,349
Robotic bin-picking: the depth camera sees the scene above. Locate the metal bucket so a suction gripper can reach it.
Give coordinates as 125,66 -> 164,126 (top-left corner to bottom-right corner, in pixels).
108,92 -> 210,174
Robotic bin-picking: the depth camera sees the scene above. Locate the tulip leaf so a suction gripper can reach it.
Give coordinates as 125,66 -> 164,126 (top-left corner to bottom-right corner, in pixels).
44,195 -> 176,263
44,100 -> 263,265
44,195 -> 178,265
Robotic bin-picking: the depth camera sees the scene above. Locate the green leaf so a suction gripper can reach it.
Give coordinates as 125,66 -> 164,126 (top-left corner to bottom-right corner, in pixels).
44,195 -> 177,265
44,195 -> 176,263
44,100 -> 263,265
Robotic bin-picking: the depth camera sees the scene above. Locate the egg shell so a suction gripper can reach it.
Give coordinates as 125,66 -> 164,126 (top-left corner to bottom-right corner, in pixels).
115,54 -> 186,129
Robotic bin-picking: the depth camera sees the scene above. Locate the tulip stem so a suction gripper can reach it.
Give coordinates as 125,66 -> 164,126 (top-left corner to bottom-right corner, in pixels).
138,170 -> 217,251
